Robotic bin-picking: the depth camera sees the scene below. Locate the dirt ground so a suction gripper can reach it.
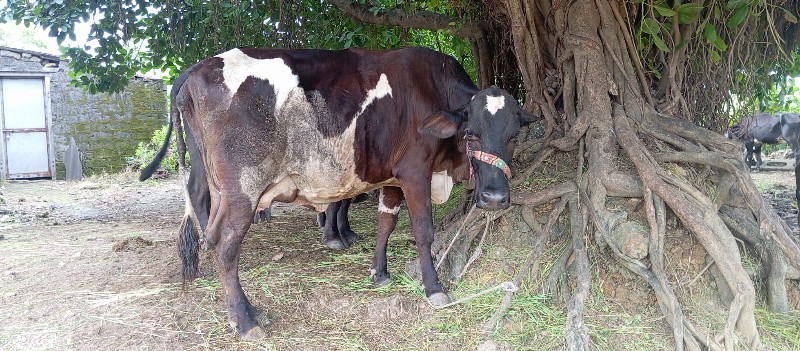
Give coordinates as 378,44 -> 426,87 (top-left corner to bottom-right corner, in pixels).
0,170 -> 798,350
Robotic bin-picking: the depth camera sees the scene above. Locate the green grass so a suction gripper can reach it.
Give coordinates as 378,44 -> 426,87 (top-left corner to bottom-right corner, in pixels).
756,307 -> 800,350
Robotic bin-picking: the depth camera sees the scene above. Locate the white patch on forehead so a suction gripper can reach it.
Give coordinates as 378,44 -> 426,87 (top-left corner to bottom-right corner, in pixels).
216,48 -> 299,113
430,170 -> 454,204
357,73 -> 393,117
486,95 -> 505,115
378,188 -> 401,214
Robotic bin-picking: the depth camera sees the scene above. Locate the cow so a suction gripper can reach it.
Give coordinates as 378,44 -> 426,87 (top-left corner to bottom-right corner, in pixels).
726,112 -> 800,172
141,46 -> 539,339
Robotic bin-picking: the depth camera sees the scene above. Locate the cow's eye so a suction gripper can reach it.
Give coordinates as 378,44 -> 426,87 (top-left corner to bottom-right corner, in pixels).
464,131 -> 480,141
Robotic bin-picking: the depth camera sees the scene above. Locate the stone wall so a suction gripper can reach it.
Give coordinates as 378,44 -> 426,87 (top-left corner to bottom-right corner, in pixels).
49,63 -> 167,177
0,47 -> 167,179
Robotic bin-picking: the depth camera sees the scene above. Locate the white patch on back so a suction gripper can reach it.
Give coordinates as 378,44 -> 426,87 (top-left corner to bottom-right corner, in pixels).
216,48 -> 299,113
430,170 -> 454,204
378,188 -> 401,214
357,74 -> 393,117
486,95 -> 505,115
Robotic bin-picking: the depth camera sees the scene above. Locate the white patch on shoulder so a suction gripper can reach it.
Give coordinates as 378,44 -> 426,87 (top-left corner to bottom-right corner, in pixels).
378,188 -> 401,214
430,170 -> 454,204
357,73 -> 393,117
486,95 -> 505,115
216,48 -> 299,113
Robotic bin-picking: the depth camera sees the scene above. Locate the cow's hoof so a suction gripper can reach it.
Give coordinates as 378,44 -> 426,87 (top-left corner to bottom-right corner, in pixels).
323,238 -> 348,250
342,231 -> 360,245
240,325 -> 267,341
253,209 -> 271,224
427,292 -> 453,307
372,274 -> 392,287
201,238 -> 216,251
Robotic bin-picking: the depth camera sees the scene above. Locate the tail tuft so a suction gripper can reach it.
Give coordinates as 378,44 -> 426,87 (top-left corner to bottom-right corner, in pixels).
178,214 -> 199,286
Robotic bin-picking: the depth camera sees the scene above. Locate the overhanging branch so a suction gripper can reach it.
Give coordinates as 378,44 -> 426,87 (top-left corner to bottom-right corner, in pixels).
328,0 -> 485,39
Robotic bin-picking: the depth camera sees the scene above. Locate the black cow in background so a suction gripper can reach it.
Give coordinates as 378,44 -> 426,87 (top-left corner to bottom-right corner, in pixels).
726,112 -> 800,229
726,112 -> 800,172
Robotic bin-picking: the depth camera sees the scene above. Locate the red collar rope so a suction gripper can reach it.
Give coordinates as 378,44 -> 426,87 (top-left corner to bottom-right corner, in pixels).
466,144 -> 512,179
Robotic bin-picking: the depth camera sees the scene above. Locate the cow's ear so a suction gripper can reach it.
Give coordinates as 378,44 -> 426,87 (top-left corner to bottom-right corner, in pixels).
518,109 -> 541,126
419,111 -> 464,139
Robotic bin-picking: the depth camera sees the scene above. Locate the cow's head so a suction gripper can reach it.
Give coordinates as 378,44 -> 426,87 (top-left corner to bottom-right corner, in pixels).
419,86 -> 541,210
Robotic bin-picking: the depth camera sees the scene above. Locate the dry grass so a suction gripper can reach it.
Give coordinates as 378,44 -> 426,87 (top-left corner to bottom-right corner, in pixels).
1,172 -> 799,350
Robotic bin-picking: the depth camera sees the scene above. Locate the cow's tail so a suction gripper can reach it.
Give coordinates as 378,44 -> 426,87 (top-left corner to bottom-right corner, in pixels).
178,198 -> 199,284
139,64 -> 197,181
169,65 -> 202,285
139,63 -> 203,284
138,122 -> 172,181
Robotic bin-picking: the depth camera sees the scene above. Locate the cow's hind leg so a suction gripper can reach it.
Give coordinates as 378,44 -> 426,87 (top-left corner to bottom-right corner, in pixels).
371,187 -> 402,286
207,194 -> 265,339
336,198 -> 360,245
321,201 -> 349,249
753,143 -> 763,172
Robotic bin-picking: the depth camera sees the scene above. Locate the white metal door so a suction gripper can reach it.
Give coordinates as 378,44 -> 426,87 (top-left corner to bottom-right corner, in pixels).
1,77 -> 52,179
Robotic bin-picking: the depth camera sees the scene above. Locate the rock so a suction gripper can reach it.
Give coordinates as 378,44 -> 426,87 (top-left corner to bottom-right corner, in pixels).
611,220 -> 650,259
477,340 -> 511,351
404,258 -> 422,282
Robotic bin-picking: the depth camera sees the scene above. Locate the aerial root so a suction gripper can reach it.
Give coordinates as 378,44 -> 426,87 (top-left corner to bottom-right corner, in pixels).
718,282 -> 747,351
563,195 -> 593,351
644,189 -> 701,351
719,206 -> 790,313
614,106 -> 762,349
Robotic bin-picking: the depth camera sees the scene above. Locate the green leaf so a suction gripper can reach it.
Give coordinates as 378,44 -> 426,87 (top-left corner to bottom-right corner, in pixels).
642,17 -> 660,35
710,49 -> 721,63
674,39 -> 688,51
652,34 -> 670,52
784,9 -> 798,23
653,2 -> 677,17
725,0 -> 748,10
703,23 -> 717,44
713,37 -> 728,51
727,5 -> 749,29
677,3 -> 703,24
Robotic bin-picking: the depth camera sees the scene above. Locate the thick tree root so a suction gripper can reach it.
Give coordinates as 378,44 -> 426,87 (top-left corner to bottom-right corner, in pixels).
564,196 -> 593,351
613,105 -> 763,349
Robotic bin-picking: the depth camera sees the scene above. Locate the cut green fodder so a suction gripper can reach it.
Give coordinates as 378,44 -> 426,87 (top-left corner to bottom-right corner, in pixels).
756,308 -> 800,351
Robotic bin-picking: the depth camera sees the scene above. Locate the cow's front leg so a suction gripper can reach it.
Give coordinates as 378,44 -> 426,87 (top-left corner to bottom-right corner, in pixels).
208,195 -> 265,339
400,178 -> 452,306
753,143 -> 763,172
371,187 -> 403,286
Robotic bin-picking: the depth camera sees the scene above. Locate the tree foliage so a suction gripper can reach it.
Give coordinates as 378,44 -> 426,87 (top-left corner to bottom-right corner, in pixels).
0,0 -> 477,93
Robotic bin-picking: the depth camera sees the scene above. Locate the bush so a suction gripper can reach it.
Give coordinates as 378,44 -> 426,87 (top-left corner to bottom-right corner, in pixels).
127,125 -> 179,173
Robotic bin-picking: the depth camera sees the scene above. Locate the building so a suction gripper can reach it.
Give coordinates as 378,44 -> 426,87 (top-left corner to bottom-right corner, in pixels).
0,46 -> 166,180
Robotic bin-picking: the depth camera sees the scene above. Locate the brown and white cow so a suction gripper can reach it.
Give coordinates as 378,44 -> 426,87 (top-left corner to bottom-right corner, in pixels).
141,47 -> 539,338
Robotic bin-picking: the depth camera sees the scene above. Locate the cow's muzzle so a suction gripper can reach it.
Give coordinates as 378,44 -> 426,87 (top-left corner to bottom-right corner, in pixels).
476,190 -> 510,210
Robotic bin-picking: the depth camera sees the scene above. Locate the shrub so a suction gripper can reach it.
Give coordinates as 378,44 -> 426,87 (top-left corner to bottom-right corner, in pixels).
127,124 -> 179,173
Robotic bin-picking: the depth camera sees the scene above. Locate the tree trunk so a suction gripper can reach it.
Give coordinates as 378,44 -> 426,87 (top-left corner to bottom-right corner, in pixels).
483,0 -> 800,348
